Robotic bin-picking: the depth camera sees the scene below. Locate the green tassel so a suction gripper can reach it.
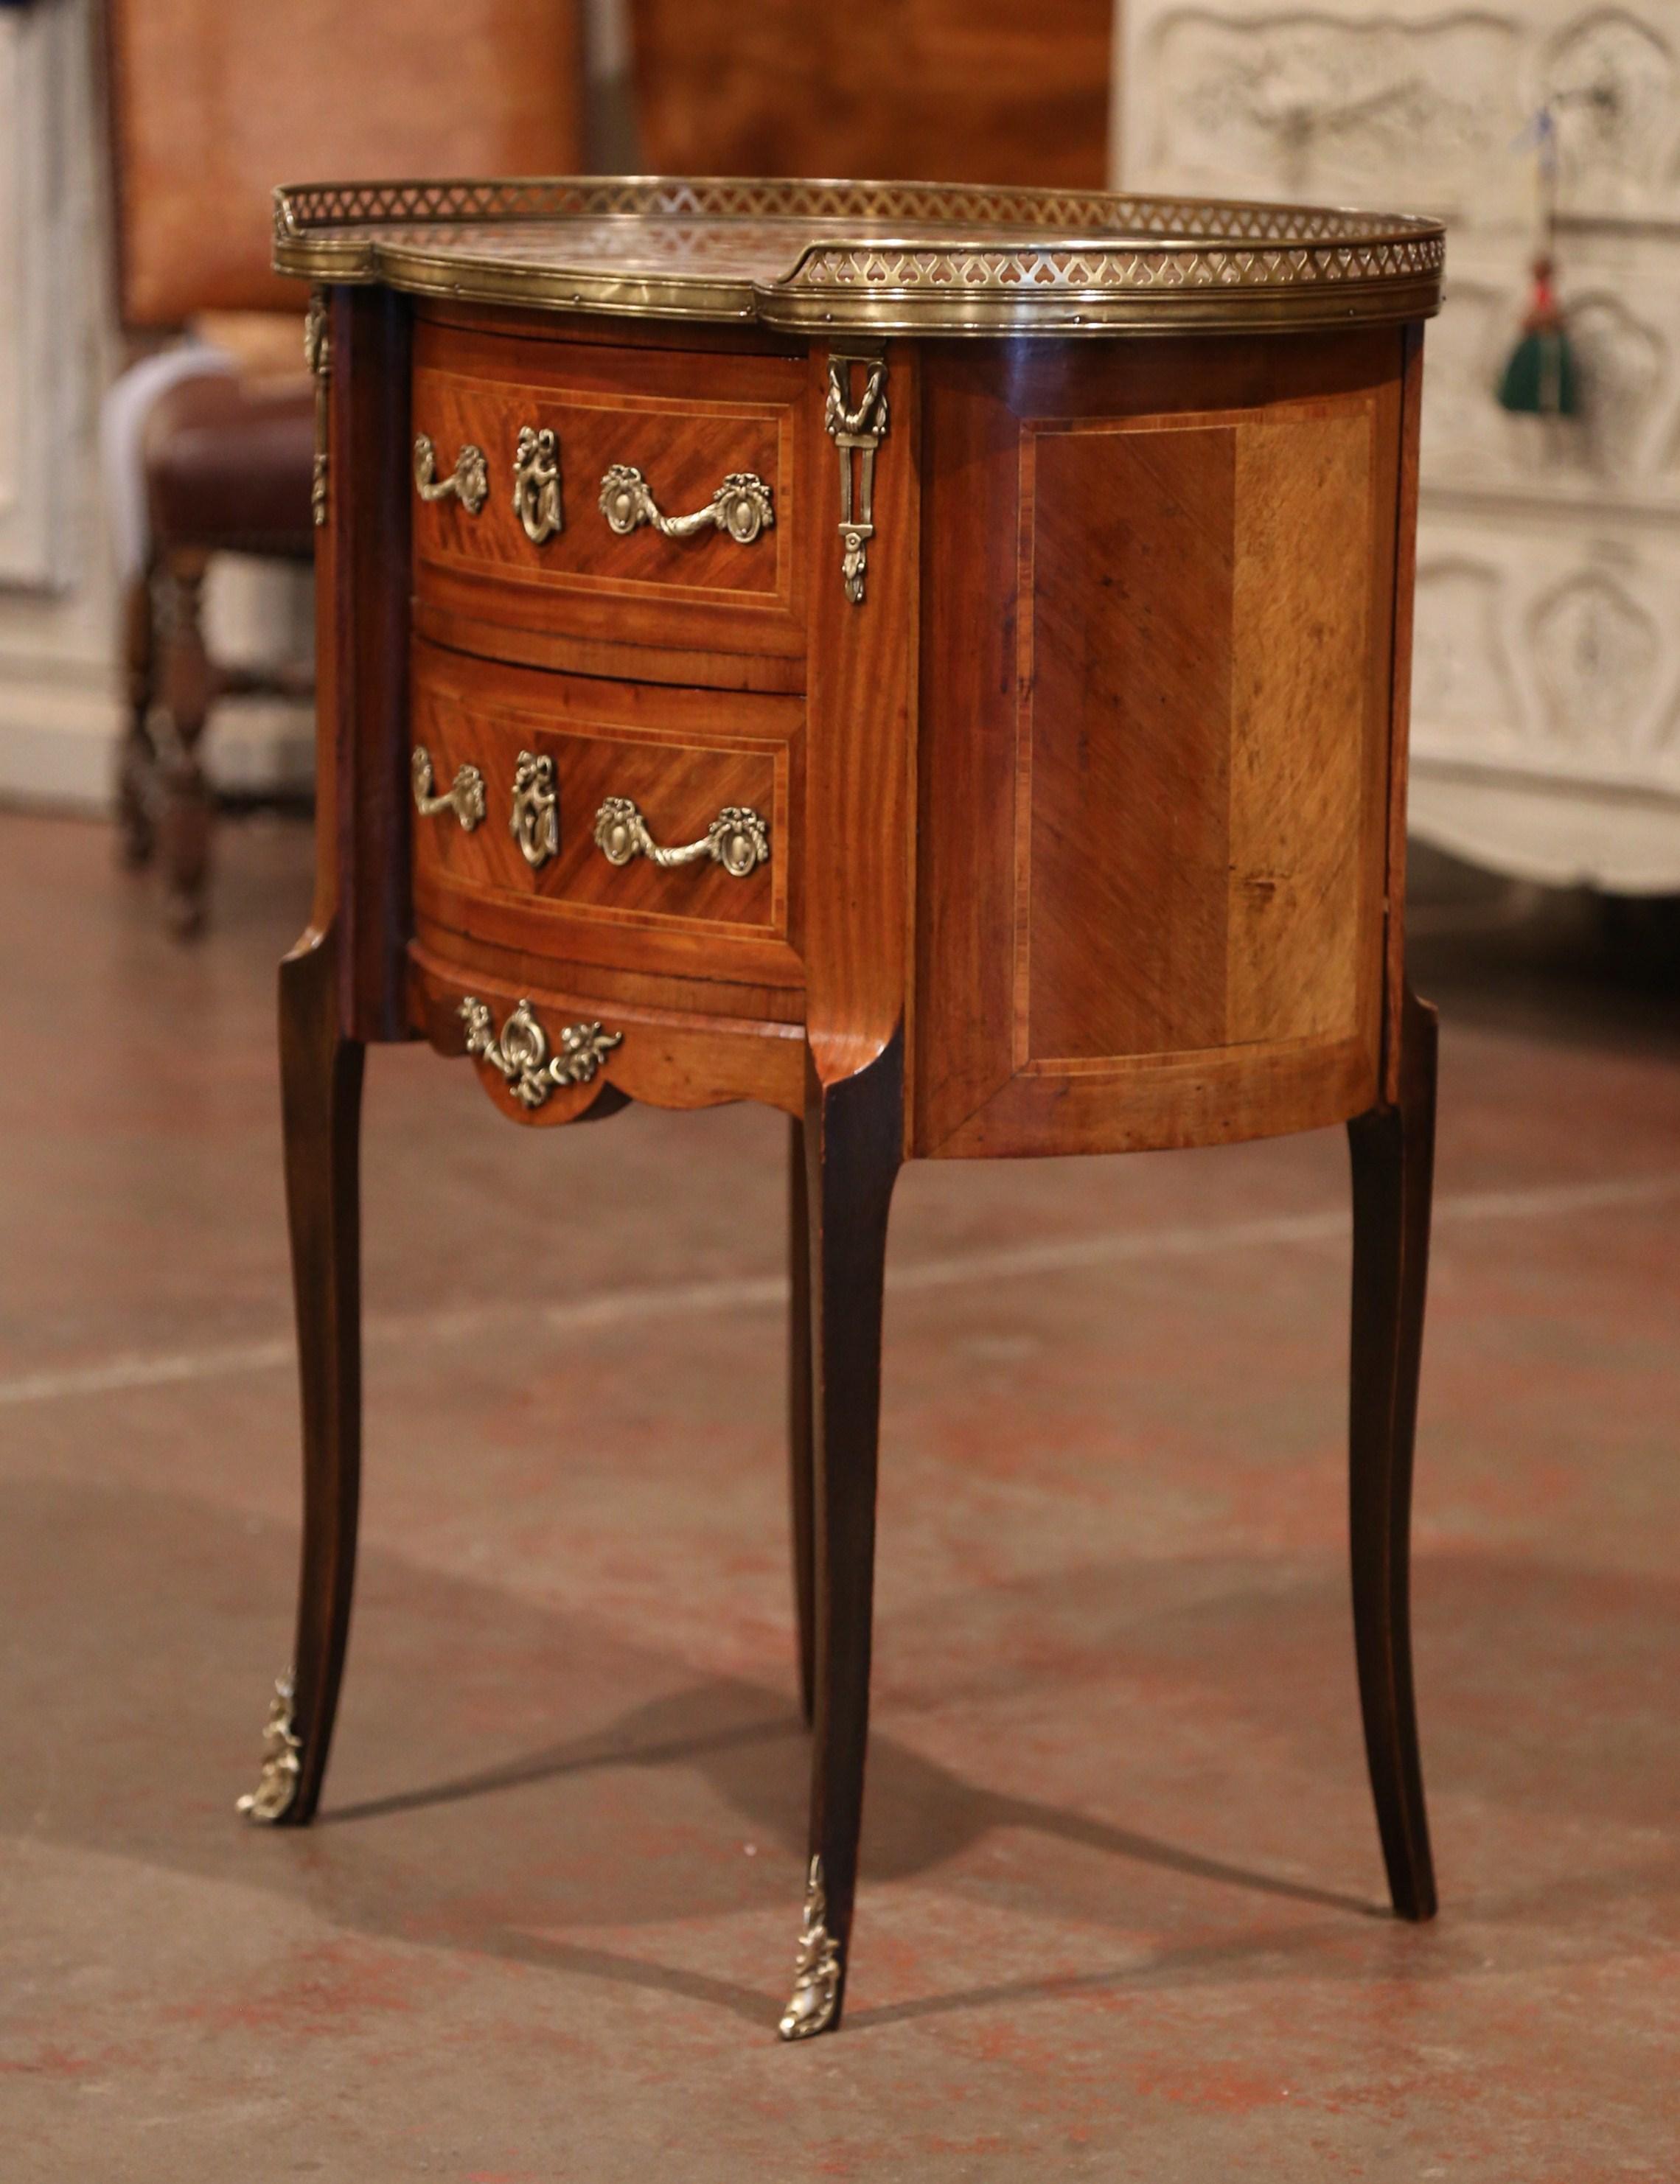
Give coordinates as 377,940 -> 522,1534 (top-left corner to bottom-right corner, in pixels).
1498,324 -> 1579,417
1497,255 -> 1579,417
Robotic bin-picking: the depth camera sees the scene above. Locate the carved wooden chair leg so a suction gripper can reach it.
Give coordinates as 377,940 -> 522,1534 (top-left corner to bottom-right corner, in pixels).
157,546 -> 215,937
1346,984 -> 1439,1921
779,1039 -> 902,2040
116,565 -> 159,869
240,926 -> 365,1828
787,1114 -> 816,1726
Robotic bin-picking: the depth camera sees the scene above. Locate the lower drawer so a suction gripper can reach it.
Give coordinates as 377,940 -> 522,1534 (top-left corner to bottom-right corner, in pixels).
410,639 -> 804,1000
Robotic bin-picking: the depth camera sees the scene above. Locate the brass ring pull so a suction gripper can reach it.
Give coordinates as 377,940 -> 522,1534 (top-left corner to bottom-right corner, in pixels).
593,796 -> 769,879
514,425 -> 564,542
598,465 -> 773,545
413,435 -> 488,514
412,745 -> 487,831
460,996 -> 621,1110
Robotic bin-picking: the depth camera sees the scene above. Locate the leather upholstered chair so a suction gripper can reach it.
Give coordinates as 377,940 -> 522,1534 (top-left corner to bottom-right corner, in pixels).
105,0 -> 583,933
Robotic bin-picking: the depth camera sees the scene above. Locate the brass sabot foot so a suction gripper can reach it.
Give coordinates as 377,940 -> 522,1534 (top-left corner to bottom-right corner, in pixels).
778,1855 -> 843,2042
237,1673 -> 302,1824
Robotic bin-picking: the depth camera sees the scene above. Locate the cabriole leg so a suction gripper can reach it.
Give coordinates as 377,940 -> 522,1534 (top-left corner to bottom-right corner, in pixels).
779,1039 -> 902,2041
1346,984 -> 1438,1921
241,925 -> 364,1828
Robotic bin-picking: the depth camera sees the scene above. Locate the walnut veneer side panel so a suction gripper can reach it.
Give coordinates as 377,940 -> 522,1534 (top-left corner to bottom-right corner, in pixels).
1024,420 -> 1236,1061
916,330 -> 1407,1158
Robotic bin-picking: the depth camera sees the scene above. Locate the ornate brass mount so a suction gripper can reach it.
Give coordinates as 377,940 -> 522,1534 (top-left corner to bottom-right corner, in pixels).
778,1856 -> 843,2040
598,464 -> 774,545
510,750 -> 558,868
304,290 -> 330,528
514,425 -> 564,542
825,354 -> 888,604
413,433 -> 489,514
461,997 -> 621,1109
593,795 -> 769,879
237,1673 -> 302,1824
411,744 -> 487,831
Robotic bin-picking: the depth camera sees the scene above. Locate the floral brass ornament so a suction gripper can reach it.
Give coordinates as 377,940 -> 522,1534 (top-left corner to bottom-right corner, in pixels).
411,744 -> 487,831
597,464 -> 774,545
778,1856 -> 842,2040
513,425 -> 564,542
237,1674 -> 302,1824
825,355 -> 888,604
509,750 -> 559,868
593,795 -> 769,879
304,290 -> 330,528
413,434 -> 489,514
460,997 -> 621,1110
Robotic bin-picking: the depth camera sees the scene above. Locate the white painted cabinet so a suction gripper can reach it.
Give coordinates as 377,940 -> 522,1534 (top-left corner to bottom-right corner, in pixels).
1117,0 -> 1680,890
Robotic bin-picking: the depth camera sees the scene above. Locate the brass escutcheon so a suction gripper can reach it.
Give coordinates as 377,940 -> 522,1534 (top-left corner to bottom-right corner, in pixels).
514,425 -> 563,542
509,750 -> 559,868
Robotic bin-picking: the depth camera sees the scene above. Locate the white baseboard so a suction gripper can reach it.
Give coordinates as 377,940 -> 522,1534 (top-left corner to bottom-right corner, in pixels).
0,677 -> 313,814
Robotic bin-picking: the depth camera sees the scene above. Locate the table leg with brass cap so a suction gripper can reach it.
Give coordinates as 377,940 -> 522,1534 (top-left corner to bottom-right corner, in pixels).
1348,983 -> 1440,1922
780,1034 -> 902,2040
243,921 -> 364,1828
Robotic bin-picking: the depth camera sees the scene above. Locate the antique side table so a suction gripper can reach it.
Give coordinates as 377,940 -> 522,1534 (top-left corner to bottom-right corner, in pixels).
244,178 -> 1446,2042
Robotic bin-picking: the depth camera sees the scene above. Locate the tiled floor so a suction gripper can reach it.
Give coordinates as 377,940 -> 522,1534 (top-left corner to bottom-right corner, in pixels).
2,812 -> 1676,2179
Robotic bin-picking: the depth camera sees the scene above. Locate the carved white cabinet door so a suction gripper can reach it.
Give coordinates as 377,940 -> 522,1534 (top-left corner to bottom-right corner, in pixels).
1116,0 -> 1680,891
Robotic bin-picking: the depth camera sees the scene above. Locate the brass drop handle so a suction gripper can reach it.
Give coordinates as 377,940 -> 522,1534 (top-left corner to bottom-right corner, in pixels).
412,746 -> 487,831
460,996 -> 621,1110
593,796 -> 770,879
413,435 -> 488,513
514,425 -> 564,542
598,465 -> 773,545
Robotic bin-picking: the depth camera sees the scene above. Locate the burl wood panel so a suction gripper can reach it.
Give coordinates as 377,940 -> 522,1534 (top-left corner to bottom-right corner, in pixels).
628,0 -> 1111,192
109,0 -> 581,326
412,322 -> 806,664
916,332 -> 1405,1159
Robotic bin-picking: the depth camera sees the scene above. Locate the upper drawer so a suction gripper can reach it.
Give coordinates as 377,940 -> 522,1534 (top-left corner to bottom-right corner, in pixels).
411,318 -> 808,678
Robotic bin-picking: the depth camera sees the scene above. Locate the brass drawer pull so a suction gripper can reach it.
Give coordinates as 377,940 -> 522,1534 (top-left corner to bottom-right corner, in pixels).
514,425 -> 564,542
413,435 -> 488,514
593,796 -> 770,879
598,465 -> 773,545
460,997 -> 621,1109
509,750 -> 558,869
411,745 -> 486,831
